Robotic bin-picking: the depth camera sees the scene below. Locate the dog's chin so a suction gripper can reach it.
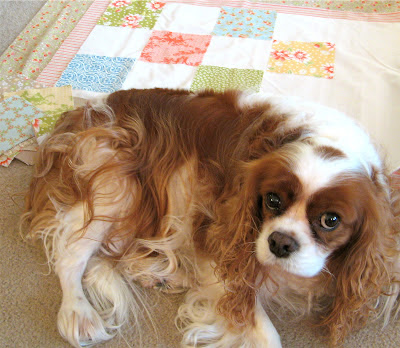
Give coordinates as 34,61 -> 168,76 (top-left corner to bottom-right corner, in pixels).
256,251 -> 325,278
256,233 -> 329,278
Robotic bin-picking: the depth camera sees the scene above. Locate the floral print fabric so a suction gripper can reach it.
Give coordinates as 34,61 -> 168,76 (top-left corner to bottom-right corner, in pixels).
4,85 -> 74,139
267,41 -> 336,79
0,0 -> 92,85
0,96 -> 44,156
259,1 -> 400,13
140,31 -> 212,66
212,7 -> 277,40
98,0 -> 165,29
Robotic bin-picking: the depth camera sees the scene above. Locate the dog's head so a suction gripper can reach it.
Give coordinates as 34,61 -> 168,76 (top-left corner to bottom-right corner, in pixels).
253,142 -> 388,278
251,142 -> 398,343
212,94 -> 398,343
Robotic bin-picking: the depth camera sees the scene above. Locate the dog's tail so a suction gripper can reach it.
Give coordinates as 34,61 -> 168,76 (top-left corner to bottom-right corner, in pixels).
83,256 -> 156,344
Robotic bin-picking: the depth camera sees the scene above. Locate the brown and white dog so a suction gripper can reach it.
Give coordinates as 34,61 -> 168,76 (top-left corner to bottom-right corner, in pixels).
23,88 -> 400,347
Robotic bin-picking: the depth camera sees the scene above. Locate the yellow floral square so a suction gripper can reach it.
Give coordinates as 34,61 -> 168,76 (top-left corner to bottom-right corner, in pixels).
267,41 -> 335,79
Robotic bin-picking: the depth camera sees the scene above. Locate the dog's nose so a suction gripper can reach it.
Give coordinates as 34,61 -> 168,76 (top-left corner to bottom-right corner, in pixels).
268,231 -> 299,258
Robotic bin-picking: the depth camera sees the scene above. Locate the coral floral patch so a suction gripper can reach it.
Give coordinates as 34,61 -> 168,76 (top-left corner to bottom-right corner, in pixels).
139,31 -> 212,66
267,40 -> 336,79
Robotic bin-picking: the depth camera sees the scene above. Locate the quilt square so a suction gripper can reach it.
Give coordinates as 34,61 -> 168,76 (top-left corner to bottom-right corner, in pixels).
122,61 -> 197,89
79,25 -> 153,59
190,65 -> 263,92
202,36 -> 272,70
212,7 -> 277,40
267,41 -> 335,79
153,3 -> 221,35
56,54 -> 136,93
98,0 -> 165,29
0,96 -> 43,155
140,31 -> 212,66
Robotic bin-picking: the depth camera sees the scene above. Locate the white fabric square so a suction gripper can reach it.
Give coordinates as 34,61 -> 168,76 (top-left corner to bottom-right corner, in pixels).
202,36 -> 272,70
273,13 -> 338,42
122,61 -> 197,90
71,89 -> 109,101
153,3 -> 221,35
78,25 -> 152,59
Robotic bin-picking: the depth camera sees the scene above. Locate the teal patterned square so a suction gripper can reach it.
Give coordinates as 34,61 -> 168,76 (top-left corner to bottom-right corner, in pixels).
190,65 -> 263,92
56,54 -> 135,93
212,7 -> 277,40
98,0 -> 165,29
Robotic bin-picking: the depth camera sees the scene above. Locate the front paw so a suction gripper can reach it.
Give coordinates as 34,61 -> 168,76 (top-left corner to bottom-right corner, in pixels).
57,298 -> 114,347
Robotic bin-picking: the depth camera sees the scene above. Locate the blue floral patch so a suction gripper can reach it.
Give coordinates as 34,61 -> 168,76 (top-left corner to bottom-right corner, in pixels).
0,96 -> 44,154
56,54 -> 136,93
212,7 -> 277,40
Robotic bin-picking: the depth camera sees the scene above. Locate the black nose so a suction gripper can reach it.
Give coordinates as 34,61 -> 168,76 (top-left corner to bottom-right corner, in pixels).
268,231 -> 299,258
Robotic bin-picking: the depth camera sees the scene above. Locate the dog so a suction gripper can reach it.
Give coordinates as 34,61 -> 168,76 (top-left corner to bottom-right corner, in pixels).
23,88 -> 400,347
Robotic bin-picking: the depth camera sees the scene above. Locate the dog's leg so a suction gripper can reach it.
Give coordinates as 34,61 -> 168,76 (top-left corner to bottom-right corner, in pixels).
54,205 -> 115,347
251,300 -> 282,348
178,261 -> 281,348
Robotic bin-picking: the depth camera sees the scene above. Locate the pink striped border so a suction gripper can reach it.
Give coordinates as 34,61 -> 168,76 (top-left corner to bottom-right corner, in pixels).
36,0 -> 111,87
171,0 -> 400,22
391,171 -> 400,190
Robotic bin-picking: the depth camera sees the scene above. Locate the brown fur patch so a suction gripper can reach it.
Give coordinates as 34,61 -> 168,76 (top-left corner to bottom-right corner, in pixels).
314,145 -> 345,160
249,152 -> 303,217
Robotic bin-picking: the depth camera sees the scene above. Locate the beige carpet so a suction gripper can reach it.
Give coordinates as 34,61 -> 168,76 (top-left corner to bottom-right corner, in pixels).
1,1 -> 400,348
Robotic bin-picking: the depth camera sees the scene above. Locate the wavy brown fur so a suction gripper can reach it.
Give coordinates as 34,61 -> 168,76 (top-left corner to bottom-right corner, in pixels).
316,174 -> 400,345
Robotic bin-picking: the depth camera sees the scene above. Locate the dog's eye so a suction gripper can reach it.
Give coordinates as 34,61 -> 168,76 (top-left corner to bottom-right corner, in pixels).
320,212 -> 340,231
265,192 -> 282,211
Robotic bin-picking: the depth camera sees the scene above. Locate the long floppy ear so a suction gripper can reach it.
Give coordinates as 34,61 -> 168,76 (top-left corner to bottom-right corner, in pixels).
320,175 -> 399,345
204,102 -> 309,328
205,164 -> 264,328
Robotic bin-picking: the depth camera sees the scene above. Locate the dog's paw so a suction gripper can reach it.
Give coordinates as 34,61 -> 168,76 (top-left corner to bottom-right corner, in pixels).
136,271 -> 191,294
57,297 -> 114,347
154,279 -> 188,294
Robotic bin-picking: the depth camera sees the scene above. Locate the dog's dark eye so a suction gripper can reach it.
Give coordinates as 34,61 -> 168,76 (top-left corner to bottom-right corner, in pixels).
265,192 -> 282,211
320,212 -> 340,231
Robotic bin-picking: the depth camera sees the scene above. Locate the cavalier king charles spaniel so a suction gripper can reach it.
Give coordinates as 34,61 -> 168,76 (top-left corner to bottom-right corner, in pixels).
23,88 -> 400,347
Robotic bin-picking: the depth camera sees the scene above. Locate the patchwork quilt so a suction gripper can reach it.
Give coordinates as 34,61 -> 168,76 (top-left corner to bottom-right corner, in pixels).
34,0 -> 400,171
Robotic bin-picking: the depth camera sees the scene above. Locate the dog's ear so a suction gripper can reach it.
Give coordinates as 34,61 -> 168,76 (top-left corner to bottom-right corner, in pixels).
205,164 -> 264,328
320,175 -> 399,345
234,104 -> 307,161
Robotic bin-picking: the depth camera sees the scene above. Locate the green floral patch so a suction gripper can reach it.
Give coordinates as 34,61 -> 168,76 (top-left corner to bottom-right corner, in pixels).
98,0 -> 165,30
190,65 -> 263,93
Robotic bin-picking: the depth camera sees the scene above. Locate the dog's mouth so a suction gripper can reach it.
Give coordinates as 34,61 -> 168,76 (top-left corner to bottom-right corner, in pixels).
256,234 -> 328,278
